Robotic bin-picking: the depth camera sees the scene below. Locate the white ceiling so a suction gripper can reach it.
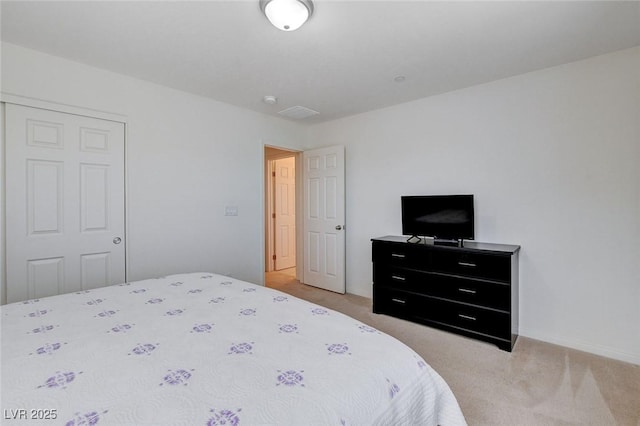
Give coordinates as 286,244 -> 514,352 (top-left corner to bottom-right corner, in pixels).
2,1 -> 639,124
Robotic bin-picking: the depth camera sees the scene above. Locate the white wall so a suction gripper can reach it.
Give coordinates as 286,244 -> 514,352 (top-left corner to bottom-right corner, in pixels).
306,47 -> 640,364
0,42 -> 306,305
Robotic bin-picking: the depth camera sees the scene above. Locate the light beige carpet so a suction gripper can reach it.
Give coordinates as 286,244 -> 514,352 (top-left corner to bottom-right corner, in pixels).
266,270 -> 640,426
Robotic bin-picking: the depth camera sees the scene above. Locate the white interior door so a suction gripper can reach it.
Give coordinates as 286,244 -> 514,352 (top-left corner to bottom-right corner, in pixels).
5,103 -> 126,303
274,157 -> 296,270
303,145 -> 345,294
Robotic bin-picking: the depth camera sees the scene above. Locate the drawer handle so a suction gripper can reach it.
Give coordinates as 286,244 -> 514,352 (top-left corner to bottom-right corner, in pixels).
391,275 -> 406,281
391,298 -> 406,304
458,261 -> 477,268
391,253 -> 406,258
458,314 -> 476,321
458,288 -> 476,294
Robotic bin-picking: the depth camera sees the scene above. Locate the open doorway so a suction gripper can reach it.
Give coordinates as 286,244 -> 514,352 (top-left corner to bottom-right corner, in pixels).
264,146 -> 300,290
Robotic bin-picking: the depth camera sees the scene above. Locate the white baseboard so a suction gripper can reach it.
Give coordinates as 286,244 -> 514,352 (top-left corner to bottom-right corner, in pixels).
519,329 -> 639,365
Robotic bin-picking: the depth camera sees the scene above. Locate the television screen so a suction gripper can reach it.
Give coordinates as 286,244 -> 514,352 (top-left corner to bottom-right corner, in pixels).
401,195 -> 474,240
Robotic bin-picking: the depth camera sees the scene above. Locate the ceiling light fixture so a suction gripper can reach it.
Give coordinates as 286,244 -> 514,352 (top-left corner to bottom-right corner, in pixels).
260,0 -> 314,32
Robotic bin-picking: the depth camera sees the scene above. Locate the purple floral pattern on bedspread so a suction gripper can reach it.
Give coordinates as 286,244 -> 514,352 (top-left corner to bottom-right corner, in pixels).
108,324 -> 134,333
228,342 -> 253,355
65,410 -> 107,426
386,378 -> 400,399
327,343 -> 351,355
415,355 -> 427,370
29,324 -> 58,334
95,310 -> 118,318
358,324 -> 378,333
207,408 -> 241,426
191,323 -> 214,333
38,371 -> 82,389
31,342 -> 66,356
160,369 -> 194,386
279,324 -> 298,333
129,343 -> 158,356
26,310 -> 49,318
276,370 -> 305,387
311,307 -> 328,315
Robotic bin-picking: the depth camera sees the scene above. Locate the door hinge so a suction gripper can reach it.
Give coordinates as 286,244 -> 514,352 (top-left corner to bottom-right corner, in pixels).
272,255 -> 276,260
272,213 -> 276,219
272,171 -> 276,177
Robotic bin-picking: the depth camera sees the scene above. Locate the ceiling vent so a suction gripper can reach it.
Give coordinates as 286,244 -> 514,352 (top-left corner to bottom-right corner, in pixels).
278,105 -> 320,120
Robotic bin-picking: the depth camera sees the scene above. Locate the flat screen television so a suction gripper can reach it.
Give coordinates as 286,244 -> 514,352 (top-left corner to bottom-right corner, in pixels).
401,195 -> 474,242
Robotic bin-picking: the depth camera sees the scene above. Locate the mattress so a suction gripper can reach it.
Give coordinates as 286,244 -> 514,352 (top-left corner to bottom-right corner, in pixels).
1,272 -> 466,425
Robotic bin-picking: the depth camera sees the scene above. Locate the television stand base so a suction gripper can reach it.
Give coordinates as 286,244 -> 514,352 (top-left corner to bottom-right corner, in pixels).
406,235 -> 422,244
434,238 -> 463,247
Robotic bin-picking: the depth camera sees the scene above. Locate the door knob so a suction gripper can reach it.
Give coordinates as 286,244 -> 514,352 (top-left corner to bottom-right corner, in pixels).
113,237 -> 122,244
335,225 -> 343,230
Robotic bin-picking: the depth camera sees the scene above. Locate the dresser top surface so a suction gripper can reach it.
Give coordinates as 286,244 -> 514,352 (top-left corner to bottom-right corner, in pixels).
372,235 -> 520,254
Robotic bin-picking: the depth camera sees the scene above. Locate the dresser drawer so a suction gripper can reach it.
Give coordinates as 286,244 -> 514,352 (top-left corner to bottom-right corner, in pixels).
373,266 -> 428,292
416,297 -> 511,340
374,286 -> 510,339
430,250 -> 511,282
373,286 -> 422,318
372,241 -> 430,269
374,266 -> 510,311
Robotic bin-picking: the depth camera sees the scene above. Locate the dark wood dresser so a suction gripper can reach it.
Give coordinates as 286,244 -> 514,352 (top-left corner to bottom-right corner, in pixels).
372,236 -> 520,351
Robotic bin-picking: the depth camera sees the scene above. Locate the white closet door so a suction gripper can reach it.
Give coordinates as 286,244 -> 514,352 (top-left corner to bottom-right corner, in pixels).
5,103 -> 125,303
303,145 -> 345,294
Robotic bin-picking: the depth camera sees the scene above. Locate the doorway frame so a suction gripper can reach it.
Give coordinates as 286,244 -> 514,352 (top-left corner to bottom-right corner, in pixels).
263,144 -> 303,283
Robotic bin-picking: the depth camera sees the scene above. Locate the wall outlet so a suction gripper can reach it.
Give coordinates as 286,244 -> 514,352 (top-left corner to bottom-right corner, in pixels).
225,206 -> 238,216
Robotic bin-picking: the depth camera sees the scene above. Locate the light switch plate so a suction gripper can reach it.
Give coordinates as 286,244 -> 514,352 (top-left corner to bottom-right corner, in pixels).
225,206 -> 238,216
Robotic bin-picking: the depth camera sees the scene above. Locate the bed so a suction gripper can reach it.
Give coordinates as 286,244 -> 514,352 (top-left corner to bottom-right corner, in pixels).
1,272 -> 466,425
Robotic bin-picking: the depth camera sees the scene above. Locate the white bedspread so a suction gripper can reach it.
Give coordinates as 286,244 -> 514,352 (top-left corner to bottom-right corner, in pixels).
1,273 -> 466,425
